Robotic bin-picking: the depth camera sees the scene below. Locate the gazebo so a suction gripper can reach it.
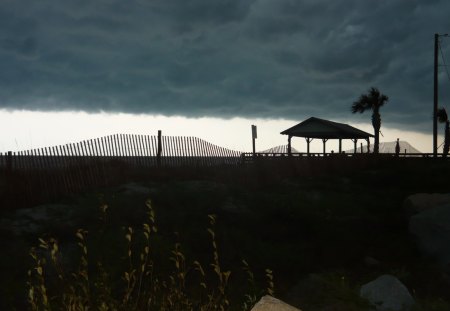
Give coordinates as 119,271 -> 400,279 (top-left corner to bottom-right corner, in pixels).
280,117 -> 374,155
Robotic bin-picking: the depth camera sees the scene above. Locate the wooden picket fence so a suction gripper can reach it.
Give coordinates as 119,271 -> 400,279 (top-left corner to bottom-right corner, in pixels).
0,133 -> 243,207
0,133 -> 242,170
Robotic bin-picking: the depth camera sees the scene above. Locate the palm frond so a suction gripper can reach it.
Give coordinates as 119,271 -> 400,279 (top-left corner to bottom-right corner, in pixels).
351,87 -> 388,113
437,107 -> 448,123
369,87 -> 380,98
378,94 -> 389,107
351,102 -> 364,113
351,95 -> 370,113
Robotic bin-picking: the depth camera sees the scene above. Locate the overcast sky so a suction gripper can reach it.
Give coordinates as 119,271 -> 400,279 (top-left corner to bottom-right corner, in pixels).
1,0 -> 450,151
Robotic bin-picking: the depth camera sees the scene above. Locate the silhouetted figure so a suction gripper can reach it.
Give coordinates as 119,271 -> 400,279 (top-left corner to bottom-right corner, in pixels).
395,138 -> 400,157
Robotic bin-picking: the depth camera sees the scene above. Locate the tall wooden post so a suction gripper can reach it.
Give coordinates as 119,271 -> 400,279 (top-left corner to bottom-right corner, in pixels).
306,138 -> 312,156
434,33 -> 439,158
339,139 -> 342,153
6,151 -> 12,174
353,139 -> 358,154
322,139 -> 328,155
366,138 -> 370,153
157,130 -> 162,167
251,125 -> 257,157
288,135 -> 292,156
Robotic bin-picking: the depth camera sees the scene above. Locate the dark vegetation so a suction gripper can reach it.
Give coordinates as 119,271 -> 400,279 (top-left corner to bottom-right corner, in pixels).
1,157 -> 450,309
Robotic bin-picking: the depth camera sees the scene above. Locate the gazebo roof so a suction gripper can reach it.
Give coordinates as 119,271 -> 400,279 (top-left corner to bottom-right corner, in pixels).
280,117 -> 374,139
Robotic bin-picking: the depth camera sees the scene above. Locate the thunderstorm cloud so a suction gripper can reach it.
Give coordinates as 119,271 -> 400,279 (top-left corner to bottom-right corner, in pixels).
1,0 -> 450,133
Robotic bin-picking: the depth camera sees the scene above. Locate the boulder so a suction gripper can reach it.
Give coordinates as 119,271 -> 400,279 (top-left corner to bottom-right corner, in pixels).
409,203 -> 450,270
360,274 -> 414,311
251,295 -> 301,311
403,193 -> 450,216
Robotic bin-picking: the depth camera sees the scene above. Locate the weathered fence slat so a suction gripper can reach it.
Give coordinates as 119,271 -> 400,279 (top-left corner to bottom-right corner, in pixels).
140,135 -> 147,167
176,136 -> 183,166
200,139 -> 208,166
189,137 -> 195,165
133,135 -> 140,166
109,135 -> 115,157
53,146 -> 66,195
168,136 -> 175,166
141,135 -> 151,167
125,134 -> 132,159
107,135 -> 113,158
151,135 -> 157,166
43,147 -> 55,199
124,134 -> 129,159
191,137 -> 199,166
67,144 -> 76,191
122,134 -> 128,158
71,143 -> 84,191
139,135 -> 147,167
106,135 -> 112,158
80,141 -> 92,187
180,137 -> 186,165
119,134 -> 124,157
163,135 -> 169,166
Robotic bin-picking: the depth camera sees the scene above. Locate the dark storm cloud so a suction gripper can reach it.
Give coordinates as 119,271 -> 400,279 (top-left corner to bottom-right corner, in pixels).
1,0 -> 450,133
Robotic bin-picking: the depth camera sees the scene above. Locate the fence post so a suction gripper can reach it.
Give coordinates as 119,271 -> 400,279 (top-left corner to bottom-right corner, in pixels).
6,151 -> 12,174
157,130 -> 162,167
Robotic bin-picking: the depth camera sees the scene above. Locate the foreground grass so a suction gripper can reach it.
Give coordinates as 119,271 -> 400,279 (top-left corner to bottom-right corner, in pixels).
27,200 -> 272,310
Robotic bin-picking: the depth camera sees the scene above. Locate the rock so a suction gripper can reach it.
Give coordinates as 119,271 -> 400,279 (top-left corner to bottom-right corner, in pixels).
360,274 -> 415,311
409,203 -> 450,270
403,193 -> 450,216
251,295 -> 301,311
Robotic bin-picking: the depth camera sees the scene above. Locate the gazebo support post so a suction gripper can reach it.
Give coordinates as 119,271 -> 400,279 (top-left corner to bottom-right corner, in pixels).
306,138 -> 312,156
366,138 -> 370,153
353,139 -> 358,154
339,139 -> 342,153
322,139 -> 328,155
288,135 -> 292,156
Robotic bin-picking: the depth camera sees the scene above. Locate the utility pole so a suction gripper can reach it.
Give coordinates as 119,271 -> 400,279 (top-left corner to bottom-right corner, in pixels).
434,33 -> 449,158
434,33 -> 439,158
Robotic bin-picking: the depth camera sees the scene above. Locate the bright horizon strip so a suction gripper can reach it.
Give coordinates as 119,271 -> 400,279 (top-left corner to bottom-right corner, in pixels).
0,109 -> 436,154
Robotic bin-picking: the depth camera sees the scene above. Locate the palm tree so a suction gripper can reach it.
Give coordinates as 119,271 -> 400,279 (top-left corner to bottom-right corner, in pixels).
437,107 -> 449,157
351,87 -> 389,154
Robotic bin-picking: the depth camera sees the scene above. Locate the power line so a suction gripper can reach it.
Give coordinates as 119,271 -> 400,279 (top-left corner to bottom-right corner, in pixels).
438,40 -> 450,83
